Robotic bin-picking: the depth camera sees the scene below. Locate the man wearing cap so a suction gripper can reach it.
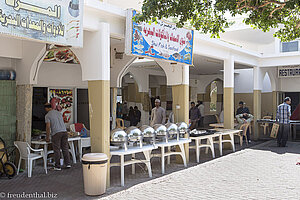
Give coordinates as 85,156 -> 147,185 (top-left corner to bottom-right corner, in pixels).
276,97 -> 291,147
236,101 -> 250,116
150,99 -> 166,126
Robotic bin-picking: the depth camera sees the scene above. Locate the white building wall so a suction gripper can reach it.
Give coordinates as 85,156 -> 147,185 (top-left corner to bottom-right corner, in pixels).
0,57 -> 17,70
36,62 -> 87,88
280,77 -> 300,92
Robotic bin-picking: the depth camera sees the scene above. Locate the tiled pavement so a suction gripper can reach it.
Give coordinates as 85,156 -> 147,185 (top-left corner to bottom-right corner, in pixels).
1,140 -> 300,199
104,140 -> 300,200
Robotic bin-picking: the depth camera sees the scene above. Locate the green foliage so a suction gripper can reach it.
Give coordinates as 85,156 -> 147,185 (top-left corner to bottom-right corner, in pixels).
138,0 -> 300,42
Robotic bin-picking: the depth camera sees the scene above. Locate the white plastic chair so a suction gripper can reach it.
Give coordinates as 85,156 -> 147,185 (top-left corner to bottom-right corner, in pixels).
14,141 -> 47,177
70,123 -> 91,161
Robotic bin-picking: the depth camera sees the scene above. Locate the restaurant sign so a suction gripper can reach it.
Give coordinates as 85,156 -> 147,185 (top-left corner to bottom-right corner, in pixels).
0,0 -> 83,47
125,9 -> 194,65
278,66 -> 300,78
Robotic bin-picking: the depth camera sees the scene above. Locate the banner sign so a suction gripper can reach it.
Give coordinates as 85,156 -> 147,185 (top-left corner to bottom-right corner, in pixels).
49,89 -> 73,126
0,0 -> 83,47
125,9 -> 194,65
278,66 -> 300,78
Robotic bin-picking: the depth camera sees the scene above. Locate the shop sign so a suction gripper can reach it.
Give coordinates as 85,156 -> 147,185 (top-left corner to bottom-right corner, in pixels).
49,89 -> 73,126
0,0 -> 83,47
278,66 -> 300,78
125,9 -> 194,65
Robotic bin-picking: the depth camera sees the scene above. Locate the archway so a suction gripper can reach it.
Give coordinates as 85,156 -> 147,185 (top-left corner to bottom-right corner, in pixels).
116,58 -> 168,126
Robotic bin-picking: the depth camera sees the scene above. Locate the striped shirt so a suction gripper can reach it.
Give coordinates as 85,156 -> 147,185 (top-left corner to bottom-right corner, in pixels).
276,102 -> 291,124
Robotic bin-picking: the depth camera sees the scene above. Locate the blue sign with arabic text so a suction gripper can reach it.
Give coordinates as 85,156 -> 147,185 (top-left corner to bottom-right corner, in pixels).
127,10 -> 194,65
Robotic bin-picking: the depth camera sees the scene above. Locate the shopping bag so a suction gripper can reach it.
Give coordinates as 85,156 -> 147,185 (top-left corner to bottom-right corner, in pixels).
270,123 -> 280,138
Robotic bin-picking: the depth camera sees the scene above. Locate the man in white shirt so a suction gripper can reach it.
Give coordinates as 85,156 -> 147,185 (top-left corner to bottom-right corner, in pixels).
197,101 -> 204,116
150,99 -> 166,126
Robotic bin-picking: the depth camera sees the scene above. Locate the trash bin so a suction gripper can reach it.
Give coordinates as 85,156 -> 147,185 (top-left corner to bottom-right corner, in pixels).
82,153 -> 108,196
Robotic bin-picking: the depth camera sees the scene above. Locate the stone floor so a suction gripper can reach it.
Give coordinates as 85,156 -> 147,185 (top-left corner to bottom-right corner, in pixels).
1,139 -> 299,199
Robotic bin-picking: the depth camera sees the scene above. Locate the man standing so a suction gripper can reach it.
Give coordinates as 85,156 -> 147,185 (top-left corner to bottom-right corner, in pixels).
236,101 -> 250,115
197,101 -> 205,117
276,97 -> 291,147
44,103 -> 71,170
197,101 -> 204,127
122,102 -> 129,120
189,102 -> 201,130
150,99 -> 166,126
134,106 -> 141,126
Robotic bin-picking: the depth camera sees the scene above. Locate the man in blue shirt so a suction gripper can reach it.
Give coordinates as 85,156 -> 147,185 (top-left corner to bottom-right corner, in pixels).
276,97 -> 291,147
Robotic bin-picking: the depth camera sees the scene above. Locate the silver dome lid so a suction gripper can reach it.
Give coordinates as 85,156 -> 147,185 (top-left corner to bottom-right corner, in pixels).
152,124 -> 167,136
111,128 -> 127,142
165,123 -> 178,135
177,122 -> 188,132
126,126 -> 142,142
140,125 -> 155,137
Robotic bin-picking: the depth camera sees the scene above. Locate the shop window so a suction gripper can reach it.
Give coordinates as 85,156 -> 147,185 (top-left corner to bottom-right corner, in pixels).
281,41 -> 299,52
210,81 -> 217,112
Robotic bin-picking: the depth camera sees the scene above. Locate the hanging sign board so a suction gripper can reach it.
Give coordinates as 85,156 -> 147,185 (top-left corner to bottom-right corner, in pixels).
125,9 -> 194,65
0,0 -> 83,47
48,89 -> 73,126
278,66 -> 300,78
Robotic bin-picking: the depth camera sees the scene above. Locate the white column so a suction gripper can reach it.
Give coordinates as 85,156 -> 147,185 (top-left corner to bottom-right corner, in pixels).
253,67 -> 265,139
253,67 -> 264,91
224,56 -> 234,88
223,56 -> 235,129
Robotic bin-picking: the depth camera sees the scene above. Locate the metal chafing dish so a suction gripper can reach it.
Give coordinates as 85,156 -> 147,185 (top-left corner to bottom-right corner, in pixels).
110,128 -> 128,151
140,125 -> 156,145
126,126 -> 143,148
177,122 -> 190,139
152,124 -> 168,143
165,123 -> 179,141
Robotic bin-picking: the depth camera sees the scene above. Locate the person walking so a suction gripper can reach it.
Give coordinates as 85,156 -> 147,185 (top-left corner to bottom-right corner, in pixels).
150,99 -> 166,126
189,102 -> 201,130
276,97 -> 292,147
44,103 -> 71,170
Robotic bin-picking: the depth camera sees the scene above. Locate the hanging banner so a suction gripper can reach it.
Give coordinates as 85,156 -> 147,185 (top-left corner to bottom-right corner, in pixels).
0,0 -> 83,47
278,66 -> 300,78
48,89 -> 73,126
125,9 -> 194,65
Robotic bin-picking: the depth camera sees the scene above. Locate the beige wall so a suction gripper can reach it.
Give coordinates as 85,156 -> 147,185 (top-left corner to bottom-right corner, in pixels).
234,92 -> 273,117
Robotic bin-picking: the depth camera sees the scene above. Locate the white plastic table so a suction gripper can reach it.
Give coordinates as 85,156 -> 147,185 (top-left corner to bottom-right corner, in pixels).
154,138 -> 191,174
31,137 -> 81,164
110,144 -> 157,187
190,134 -> 219,163
213,129 -> 241,156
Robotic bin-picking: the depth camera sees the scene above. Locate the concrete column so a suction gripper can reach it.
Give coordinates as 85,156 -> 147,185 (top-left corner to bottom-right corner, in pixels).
16,84 -> 33,143
111,87 -> 118,129
74,22 -> 111,186
223,56 -> 234,129
172,65 -> 189,163
253,67 -> 264,140
272,91 -> 278,119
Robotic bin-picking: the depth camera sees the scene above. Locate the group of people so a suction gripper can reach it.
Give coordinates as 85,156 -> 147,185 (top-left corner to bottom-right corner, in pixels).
117,102 -> 141,126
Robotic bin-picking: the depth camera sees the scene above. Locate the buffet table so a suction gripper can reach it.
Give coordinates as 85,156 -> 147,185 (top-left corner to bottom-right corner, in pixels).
153,138 -> 191,174
110,144 -> 157,187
